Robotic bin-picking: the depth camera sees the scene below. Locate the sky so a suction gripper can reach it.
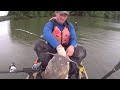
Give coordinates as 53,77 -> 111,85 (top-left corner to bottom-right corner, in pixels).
0,11 -> 9,16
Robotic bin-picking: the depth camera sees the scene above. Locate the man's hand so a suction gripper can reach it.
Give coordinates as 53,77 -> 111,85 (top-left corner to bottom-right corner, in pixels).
66,45 -> 74,57
56,45 -> 66,56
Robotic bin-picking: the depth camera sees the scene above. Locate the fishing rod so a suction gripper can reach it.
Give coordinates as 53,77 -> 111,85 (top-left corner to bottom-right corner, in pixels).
74,21 -> 79,31
101,61 -> 120,79
0,62 -> 44,78
14,29 -> 43,38
0,62 -> 42,74
14,21 -> 78,38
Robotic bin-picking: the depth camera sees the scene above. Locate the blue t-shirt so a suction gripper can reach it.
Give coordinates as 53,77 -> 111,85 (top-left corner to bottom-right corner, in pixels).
43,20 -> 77,49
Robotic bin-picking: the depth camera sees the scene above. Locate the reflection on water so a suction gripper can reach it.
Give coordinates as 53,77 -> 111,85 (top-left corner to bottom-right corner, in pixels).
75,17 -> 120,79
1,16 -> 120,79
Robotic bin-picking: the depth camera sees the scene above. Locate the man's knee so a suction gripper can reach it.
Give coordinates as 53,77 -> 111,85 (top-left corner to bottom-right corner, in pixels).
39,52 -> 53,69
74,46 -> 87,60
34,40 -> 41,52
68,62 -> 79,76
34,39 -> 49,57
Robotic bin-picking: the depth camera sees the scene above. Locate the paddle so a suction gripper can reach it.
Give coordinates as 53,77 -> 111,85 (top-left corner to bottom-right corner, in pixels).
101,61 -> 120,79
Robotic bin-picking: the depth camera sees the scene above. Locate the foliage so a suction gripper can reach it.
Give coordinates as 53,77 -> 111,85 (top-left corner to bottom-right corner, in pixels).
8,11 -> 120,20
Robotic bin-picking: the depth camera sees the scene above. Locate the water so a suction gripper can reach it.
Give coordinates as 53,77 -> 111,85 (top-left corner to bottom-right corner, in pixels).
0,16 -> 120,79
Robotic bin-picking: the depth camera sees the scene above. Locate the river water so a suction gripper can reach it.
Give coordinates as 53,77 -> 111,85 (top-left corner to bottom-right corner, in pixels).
0,16 -> 120,79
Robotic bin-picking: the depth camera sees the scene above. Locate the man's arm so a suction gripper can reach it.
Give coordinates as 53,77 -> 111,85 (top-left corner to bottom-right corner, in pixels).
66,23 -> 77,56
43,22 -> 60,49
68,23 -> 77,47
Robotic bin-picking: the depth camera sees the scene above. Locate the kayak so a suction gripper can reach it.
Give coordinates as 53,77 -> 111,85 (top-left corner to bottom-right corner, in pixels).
79,62 -> 88,79
26,57 -> 88,79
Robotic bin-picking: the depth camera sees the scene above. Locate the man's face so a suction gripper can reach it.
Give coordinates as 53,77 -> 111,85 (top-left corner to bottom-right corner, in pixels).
56,12 -> 68,24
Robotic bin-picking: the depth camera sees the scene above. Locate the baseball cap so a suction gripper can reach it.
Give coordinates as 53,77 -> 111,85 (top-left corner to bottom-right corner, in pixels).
58,11 -> 69,15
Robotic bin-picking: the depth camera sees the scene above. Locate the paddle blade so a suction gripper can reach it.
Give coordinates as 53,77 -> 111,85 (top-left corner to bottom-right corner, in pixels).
114,61 -> 120,71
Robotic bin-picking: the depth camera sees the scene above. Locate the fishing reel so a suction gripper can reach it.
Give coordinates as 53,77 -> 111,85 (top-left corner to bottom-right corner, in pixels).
9,62 -> 17,72
32,58 -> 41,69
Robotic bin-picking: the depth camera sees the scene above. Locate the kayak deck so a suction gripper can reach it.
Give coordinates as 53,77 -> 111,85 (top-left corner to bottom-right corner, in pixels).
26,58 -> 88,79
79,62 -> 88,79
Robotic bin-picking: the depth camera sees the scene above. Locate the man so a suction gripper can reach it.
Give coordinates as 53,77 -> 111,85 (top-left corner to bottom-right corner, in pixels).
34,11 -> 86,78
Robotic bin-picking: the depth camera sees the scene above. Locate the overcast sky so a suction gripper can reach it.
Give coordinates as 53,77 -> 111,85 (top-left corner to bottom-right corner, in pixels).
0,11 -> 9,16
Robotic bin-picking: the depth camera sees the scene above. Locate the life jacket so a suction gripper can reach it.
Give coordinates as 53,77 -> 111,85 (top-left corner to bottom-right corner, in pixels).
50,19 -> 70,45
